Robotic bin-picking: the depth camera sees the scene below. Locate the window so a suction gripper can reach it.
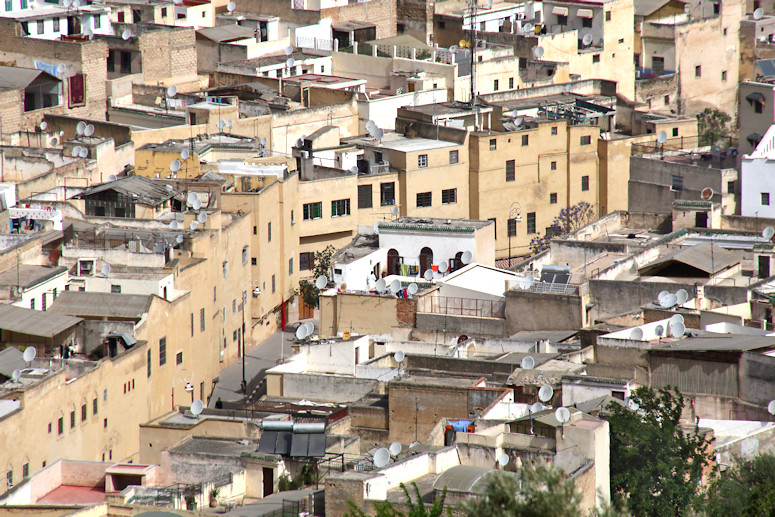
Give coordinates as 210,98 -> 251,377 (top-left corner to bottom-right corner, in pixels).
94,396 -> 99,413
374,151 -> 383,163
190,313 -> 194,337
763,192 -> 770,206
418,154 -> 428,168
494,79 -> 499,91
68,74 -> 85,107
242,246 -> 249,265
551,161 -> 557,171
449,150 -> 459,164
289,257 -> 294,275
30,299 -> 34,310
58,417 -> 63,435
232,299 -> 237,315
70,411 -> 75,428
551,126 -> 557,136
93,14 -> 100,28
605,10 -> 611,21
147,349 -> 151,377
506,160 -> 515,182
81,404 -> 87,422
200,308 -> 205,331
550,193 -> 557,204
592,54 -> 600,63
159,337 -> 166,365
291,210 -> 294,225
755,101 -> 764,114
521,134 -> 529,146
582,17 -> 592,28
104,418 -> 108,428
526,212 -> 536,234
727,181 -> 735,194
441,188 -> 457,204
22,463 -> 28,479
253,226 -> 257,235
358,184 -> 372,208
222,261 -> 228,278
267,222 -> 271,242
508,77 -> 514,89
671,175 -> 683,192
508,218 -> 517,237
41,294 -> 46,311
490,139 -> 497,151
580,135 -> 591,145
416,192 -> 432,207
581,175 -> 590,191
664,95 -> 670,106
438,20 -> 445,29
300,252 -> 313,271
48,422 -> 52,433
557,14 -> 567,25
53,17 -> 59,32
303,202 -> 322,220
721,70 -> 727,81
37,19 -> 44,34
695,65 -> 701,78
251,258 -> 257,266
331,199 -> 351,217
271,274 -> 276,293
4,0 -> 11,11
111,284 -> 121,293
380,182 -> 395,206
176,351 -> 183,365
7,471 -> 11,487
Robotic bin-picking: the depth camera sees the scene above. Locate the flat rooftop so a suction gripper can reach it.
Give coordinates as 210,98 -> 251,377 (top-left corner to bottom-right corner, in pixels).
348,132 -> 459,152
0,265 -> 66,290
36,485 -> 105,505
378,217 -> 492,233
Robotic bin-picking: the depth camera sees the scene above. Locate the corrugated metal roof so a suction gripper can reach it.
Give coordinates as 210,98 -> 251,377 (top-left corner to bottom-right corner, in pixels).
0,66 -> 57,90
758,59 -> 775,78
0,304 -> 81,338
74,176 -> 176,207
197,25 -> 255,43
638,242 -> 739,276
48,291 -> 153,319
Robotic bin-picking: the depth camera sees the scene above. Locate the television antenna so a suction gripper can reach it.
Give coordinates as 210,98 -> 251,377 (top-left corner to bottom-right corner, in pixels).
176,235 -> 184,244
669,313 -> 684,327
71,146 -> 81,157
166,85 -> 178,98
373,448 -> 390,468
84,124 -> 94,137
660,293 -> 677,308
181,149 -> 190,160
389,442 -> 402,457
197,212 -> 207,224
654,325 -> 664,338
656,130 -> 668,144
304,322 -> 314,336
768,400 -> 775,415
170,159 -> 181,173
227,1 -> 235,11
555,406 -> 570,424
284,45 -> 293,56
523,22 -> 534,33
521,355 -> 534,370
438,261 -> 449,273
670,321 -> 685,338
701,187 -> 713,201
190,399 -> 204,418
40,121 -> 47,131
533,46 -> 545,59
538,384 -> 553,402
192,198 -> 202,210
190,221 -> 198,231
518,275 -> 534,290
675,289 -> 688,305
23,347 -> 36,365
407,283 -> 418,296
122,29 -> 131,40
186,192 -> 198,207
391,206 -> 399,217
79,147 -> 88,158
295,325 -> 309,340
625,397 -> 639,411
754,7 -> 764,20
373,222 -> 380,235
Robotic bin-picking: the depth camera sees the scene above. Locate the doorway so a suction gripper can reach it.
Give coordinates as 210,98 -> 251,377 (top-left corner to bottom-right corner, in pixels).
262,467 -> 274,497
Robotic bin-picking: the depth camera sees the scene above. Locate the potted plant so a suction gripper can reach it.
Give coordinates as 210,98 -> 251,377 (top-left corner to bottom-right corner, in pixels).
209,487 -> 221,507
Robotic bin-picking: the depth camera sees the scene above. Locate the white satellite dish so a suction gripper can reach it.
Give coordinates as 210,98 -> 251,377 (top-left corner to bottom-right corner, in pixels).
439,261 -> 449,273
533,46 -> 545,59
169,220 -> 179,229
79,148 -> 88,158
555,407 -> 571,424
176,235 -> 184,244
101,264 -> 111,276
769,400 -> 775,415
57,64 -> 66,75
497,453 -> 509,467
389,279 -> 401,294
192,198 -> 202,210
764,226 -> 775,240
374,128 -> 384,140
513,117 -> 523,126
40,121 -> 47,131
284,45 -> 293,56
521,355 -> 534,370
23,347 -> 36,363
654,325 -> 664,337
50,138 -> 58,146
519,276 -> 534,290
675,289 -> 688,305
629,327 -> 644,340
423,269 -> 433,281
295,325 -> 308,340
658,290 -> 669,303
303,322 -> 314,335
754,7 -> 764,20
190,399 -> 204,416
108,174 -> 117,182
375,278 -> 387,292
407,283 -> 418,295
122,29 -> 131,40
461,251 -> 473,264
166,85 -> 178,98
530,402 -> 544,413
582,33 -> 592,46
84,124 -> 94,137
373,222 -> 380,235
657,131 -> 668,144
538,385 -> 553,402
187,192 -> 198,205
389,442 -> 402,457
523,22 -> 534,33
190,221 -> 198,231
180,149 -> 190,160
625,397 -> 639,411
286,57 -> 295,69
315,275 -> 327,289
391,206 -> 399,216
11,369 -> 21,382
76,121 -> 86,135
670,321 -> 685,338
170,159 -> 181,172
669,313 -> 684,327
71,146 -> 81,157
227,1 -> 235,10
660,294 -> 677,308
197,212 -> 207,223
373,448 -> 390,468
394,350 -> 405,363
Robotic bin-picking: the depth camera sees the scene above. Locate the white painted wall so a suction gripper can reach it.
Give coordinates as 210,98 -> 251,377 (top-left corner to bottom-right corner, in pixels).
357,89 -> 447,132
379,228 -> 478,271
12,271 -> 68,312
741,157 -> 775,218
333,248 -> 387,291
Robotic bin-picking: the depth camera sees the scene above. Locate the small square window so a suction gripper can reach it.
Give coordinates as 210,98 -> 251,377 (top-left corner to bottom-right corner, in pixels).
593,54 -> 600,63
550,193 -> 557,204
416,192 -> 432,207
418,154 -> 428,168
557,14 -> 567,25
521,134 -> 529,146
695,65 -> 701,78
551,161 -> 557,171
494,79 -> 499,91
672,127 -> 679,137
449,150 -> 459,164
727,181 -> 735,194
252,257 -> 257,266
176,351 -> 183,365
721,70 -> 727,81
580,135 -> 592,145
104,418 -> 108,428
605,11 -> 611,21
441,188 -> 457,204
763,192 -> 770,206
489,139 -> 497,151
551,126 -> 557,136
582,17 -> 592,28
664,95 -> 670,105
671,175 -> 683,192
581,176 -> 590,191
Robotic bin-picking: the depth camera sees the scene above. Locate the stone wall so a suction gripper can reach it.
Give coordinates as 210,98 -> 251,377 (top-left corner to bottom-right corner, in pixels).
138,27 -> 197,83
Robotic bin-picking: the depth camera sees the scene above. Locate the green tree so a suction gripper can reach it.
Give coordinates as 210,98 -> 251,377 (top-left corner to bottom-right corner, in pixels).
298,245 -> 336,309
344,482 -> 450,517
705,452 -> 775,516
697,108 -> 732,147
459,465 -> 582,517
605,386 -> 715,516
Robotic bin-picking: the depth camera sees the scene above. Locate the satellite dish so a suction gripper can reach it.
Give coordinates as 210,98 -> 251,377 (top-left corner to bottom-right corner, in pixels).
71,146 -> 81,157
671,321 -> 685,338
169,220 -> 179,229
101,264 -> 111,276
389,442 -> 402,457
530,402 -> 544,413
76,121 -> 86,135
108,174 -> 117,182
513,117 -> 523,126
170,159 -> 181,172
538,385 -> 554,402
656,130 -> 668,144
286,57 -> 295,68
518,276 -> 534,290
408,283 -> 418,295
555,407 -> 571,423
764,226 -> 775,240
166,85 -> 178,98
375,128 -> 384,140
197,212 -> 207,223
187,192 -> 198,205
79,148 -> 88,158
366,120 -> 376,131
64,0 -> 72,7
217,119 -> 226,130
373,448 -> 391,468
180,149 -> 190,160
227,0 -> 235,10
654,325 -> 664,337
176,235 -> 184,244
629,327 -> 644,340
754,7 -> 764,19
11,369 -> 21,382
497,453 -> 509,467
523,22 -> 533,33
582,33 -> 592,46
658,290 -> 669,303
439,261 -> 449,273
50,138 -> 58,146
701,187 -> 714,201
373,222 -> 380,235
315,275 -> 327,289
423,269 -> 433,281
449,45 -> 458,51
533,46 -> 545,58
122,29 -> 131,40
304,322 -> 314,335
769,400 -> 775,415
57,64 -> 66,75
84,124 -> 94,137
295,325 -> 308,340
625,397 -> 640,411
675,289 -> 688,305
190,399 -> 204,416
391,206 -> 399,216
192,198 -> 202,210
521,355 -> 535,370
23,347 -> 36,363
190,221 -> 198,231
394,350 -> 405,363
40,121 -> 48,131
389,279 -> 401,294
375,278 -> 387,292
461,251 -> 473,264
660,294 -> 677,308
669,313 -> 684,327
284,45 -> 293,56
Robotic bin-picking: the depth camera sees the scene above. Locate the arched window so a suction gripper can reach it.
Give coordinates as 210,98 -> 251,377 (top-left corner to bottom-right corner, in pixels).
420,247 -> 433,274
453,251 -> 464,272
387,249 -> 400,276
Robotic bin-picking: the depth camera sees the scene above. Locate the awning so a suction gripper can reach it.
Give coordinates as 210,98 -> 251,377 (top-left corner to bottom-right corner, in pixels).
577,8 -> 594,18
747,92 -> 766,103
552,6 -> 569,16
747,132 -> 763,143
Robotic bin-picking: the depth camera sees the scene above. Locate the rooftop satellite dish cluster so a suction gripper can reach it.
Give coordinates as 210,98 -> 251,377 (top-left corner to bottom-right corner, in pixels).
657,288 -> 688,308
295,321 -> 315,341
365,120 -> 384,141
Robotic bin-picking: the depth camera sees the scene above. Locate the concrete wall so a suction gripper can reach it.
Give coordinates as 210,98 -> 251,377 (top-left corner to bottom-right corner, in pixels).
280,372 -> 378,402
739,352 -> 775,406
505,290 -> 582,334
415,313 -> 505,338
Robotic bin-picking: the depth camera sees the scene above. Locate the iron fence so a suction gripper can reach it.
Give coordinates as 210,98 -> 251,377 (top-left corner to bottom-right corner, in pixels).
417,296 -> 505,318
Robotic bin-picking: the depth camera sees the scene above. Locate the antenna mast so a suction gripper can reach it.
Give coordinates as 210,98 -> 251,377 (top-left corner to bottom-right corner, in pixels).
469,0 -> 477,108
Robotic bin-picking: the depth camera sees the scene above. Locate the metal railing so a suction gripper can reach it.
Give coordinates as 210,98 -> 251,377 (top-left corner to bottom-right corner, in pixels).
631,136 -> 736,156
417,296 -> 505,318
528,281 -> 579,295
